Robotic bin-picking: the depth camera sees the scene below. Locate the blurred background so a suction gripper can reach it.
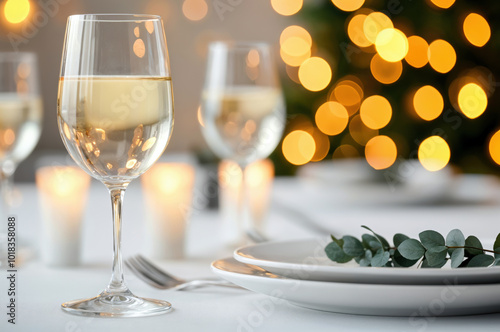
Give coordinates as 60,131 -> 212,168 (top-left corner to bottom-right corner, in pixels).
0,0 -> 498,180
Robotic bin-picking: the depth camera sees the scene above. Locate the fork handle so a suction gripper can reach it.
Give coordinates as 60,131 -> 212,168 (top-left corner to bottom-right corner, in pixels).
176,280 -> 243,291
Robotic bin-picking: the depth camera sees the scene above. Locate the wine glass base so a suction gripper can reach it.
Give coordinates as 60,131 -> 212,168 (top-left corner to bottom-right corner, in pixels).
61,291 -> 172,317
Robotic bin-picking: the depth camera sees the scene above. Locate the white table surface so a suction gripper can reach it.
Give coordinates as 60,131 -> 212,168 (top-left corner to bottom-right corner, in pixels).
1,175 -> 500,332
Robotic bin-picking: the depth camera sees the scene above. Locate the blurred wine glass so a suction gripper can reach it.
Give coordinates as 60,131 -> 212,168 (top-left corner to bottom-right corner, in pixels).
58,14 -> 174,317
200,42 -> 285,243
0,52 -> 43,266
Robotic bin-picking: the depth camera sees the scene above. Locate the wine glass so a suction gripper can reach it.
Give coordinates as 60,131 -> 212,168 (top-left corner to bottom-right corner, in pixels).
0,52 -> 43,266
200,42 -> 285,243
57,14 -> 174,317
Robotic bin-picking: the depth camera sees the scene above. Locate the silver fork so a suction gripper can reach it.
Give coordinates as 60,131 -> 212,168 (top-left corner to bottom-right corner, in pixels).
125,255 -> 242,291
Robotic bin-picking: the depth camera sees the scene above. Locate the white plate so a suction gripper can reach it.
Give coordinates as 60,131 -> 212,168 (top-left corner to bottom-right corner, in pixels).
234,238 -> 500,284
212,257 -> 500,316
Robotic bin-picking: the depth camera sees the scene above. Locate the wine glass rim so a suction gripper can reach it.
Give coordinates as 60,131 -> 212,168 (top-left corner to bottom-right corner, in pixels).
0,52 -> 37,62
210,41 -> 271,50
68,14 -> 162,22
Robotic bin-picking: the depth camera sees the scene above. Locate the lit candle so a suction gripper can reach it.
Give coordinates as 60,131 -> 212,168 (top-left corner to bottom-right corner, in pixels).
36,166 -> 91,267
141,163 -> 195,259
245,159 -> 274,233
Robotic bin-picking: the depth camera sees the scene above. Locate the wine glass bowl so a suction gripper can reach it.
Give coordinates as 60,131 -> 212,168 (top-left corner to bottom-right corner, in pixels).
201,42 -> 285,167
0,52 -> 43,267
200,41 -> 285,243
57,14 -> 174,317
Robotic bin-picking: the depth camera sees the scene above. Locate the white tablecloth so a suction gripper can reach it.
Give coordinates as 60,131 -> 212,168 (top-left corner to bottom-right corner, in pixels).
1,176 -> 500,331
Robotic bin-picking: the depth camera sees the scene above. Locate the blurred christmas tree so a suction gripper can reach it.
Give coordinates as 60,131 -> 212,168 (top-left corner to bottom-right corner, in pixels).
270,0 -> 500,176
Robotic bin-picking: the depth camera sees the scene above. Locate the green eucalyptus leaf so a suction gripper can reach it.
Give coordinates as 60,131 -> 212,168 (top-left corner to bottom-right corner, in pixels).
397,239 -> 425,260
494,247 -> 500,260
464,236 -> 483,256
371,249 -> 390,267
458,257 -> 472,268
419,230 -> 445,250
359,249 -> 373,267
342,236 -> 365,257
325,241 -> 352,263
393,250 -> 419,267
362,234 -> 378,248
361,225 -> 389,249
494,234 -> 500,256
369,240 -> 382,251
331,234 -> 344,247
467,254 -> 495,267
450,247 -> 465,268
393,233 -> 409,247
446,229 -> 465,250
425,247 -> 447,267
494,258 -> 500,266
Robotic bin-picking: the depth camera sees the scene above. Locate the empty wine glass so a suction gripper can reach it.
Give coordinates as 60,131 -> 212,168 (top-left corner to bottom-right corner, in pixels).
200,42 -> 285,243
57,14 -> 174,317
0,52 -> 43,266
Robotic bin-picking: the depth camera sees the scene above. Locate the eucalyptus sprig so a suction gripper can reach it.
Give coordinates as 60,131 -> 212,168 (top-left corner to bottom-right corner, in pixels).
325,226 -> 500,268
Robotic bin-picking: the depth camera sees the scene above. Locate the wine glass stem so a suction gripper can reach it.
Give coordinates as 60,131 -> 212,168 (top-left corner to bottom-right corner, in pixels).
106,186 -> 129,294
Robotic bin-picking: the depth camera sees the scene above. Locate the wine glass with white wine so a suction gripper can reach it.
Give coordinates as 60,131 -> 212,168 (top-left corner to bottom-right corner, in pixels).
0,52 -> 43,266
57,14 -> 174,317
200,42 -> 285,243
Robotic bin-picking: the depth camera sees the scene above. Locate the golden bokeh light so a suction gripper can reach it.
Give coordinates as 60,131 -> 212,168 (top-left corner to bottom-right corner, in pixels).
413,85 -> 444,121
365,135 -> 397,170
370,54 -> 403,84
298,57 -> 332,92
418,136 -> 450,172
349,115 -> 379,146
429,0 -> 455,9
348,13 -> 372,48
333,80 -> 363,107
405,36 -> 429,68
315,101 -> 349,136
375,28 -> 409,62
4,0 -> 30,24
328,78 -> 364,116
333,144 -> 360,158
311,128 -> 331,162
488,130 -> 500,165
364,12 -> 393,44
463,13 -> 491,47
360,95 -> 392,130
280,25 -> 312,46
182,0 -> 208,21
246,49 -> 260,68
280,26 -> 312,67
280,47 -> 311,67
458,83 -> 488,119
271,0 -> 303,16
281,36 -> 310,57
428,39 -> 456,74
133,39 -> 146,58
332,0 -> 365,12
282,130 -> 316,166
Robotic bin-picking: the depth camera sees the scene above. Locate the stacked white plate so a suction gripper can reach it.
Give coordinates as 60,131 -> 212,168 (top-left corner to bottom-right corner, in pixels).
211,238 -> 500,316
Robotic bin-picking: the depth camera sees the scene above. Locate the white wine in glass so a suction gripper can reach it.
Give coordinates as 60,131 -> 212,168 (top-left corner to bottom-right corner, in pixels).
0,53 -> 43,267
200,42 -> 285,242
57,14 -> 174,317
